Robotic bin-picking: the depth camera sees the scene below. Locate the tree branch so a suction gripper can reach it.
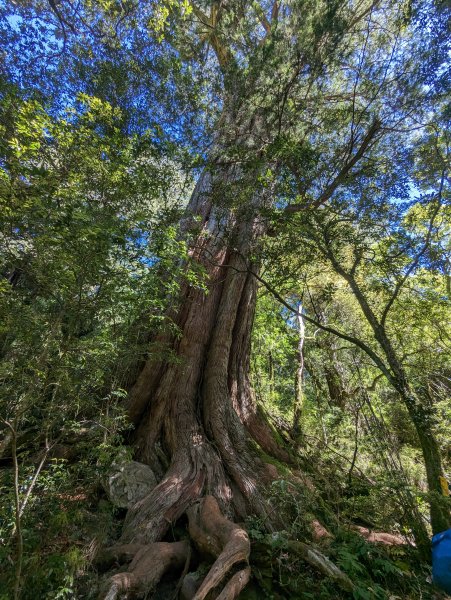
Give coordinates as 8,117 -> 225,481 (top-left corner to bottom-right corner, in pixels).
285,119 -> 382,214
190,2 -> 233,69
253,1 -> 271,33
248,270 -> 394,382
380,174 -> 445,327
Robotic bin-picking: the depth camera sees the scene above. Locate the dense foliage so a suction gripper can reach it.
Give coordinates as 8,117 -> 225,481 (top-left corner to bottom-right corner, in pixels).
0,0 -> 449,599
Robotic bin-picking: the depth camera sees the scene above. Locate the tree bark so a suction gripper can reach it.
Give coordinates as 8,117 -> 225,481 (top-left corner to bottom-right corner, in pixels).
99,161 -> 293,598
292,303 -> 305,437
100,82 -> 385,592
96,139 -> 360,597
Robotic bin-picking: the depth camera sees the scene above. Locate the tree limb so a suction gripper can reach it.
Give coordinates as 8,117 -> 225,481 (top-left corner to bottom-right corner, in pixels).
380,175 -> 445,327
285,119 -> 382,213
249,269 -> 394,382
190,2 -> 233,68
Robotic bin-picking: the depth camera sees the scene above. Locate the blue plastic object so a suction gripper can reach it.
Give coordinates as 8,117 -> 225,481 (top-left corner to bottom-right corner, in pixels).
432,528 -> 451,594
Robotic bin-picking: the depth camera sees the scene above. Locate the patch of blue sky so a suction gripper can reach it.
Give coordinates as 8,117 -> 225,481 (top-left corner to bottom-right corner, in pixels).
5,13 -> 21,30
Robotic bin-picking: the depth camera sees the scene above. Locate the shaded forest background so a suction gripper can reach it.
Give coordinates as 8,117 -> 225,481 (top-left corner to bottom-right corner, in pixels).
0,0 -> 450,599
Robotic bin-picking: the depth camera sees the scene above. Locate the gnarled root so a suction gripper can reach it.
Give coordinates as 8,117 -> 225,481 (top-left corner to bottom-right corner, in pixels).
100,540 -> 190,600
215,567 -> 251,600
95,543 -> 144,572
186,495 -> 251,600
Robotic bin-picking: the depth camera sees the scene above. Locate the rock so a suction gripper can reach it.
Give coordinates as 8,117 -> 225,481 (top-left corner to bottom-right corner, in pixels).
105,461 -> 157,508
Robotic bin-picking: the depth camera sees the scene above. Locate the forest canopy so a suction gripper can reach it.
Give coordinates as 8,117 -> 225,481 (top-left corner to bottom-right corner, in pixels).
0,1 -> 450,599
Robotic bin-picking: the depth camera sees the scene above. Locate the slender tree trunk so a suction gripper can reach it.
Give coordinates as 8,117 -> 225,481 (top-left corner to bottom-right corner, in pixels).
292,303 -> 305,437
335,264 -> 450,534
372,329 -> 450,534
268,351 -> 274,400
396,385 -> 450,535
324,363 -> 346,409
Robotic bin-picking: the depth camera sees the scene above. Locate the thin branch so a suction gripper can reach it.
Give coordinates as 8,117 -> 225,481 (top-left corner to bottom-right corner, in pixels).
380,174 -> 445,327
249,269 -> 394,382
366,372 -> 385,392
18,438 -> 52,521
347,406 -> 361,486
47,0 -> 76,33
253,1 -> 271,33
285,119 -> 382,214
271,0 -> 279,24
348,0 -> 380,30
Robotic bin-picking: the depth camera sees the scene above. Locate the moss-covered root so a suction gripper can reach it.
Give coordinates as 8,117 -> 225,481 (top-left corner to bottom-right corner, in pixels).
286,540 -> 354,592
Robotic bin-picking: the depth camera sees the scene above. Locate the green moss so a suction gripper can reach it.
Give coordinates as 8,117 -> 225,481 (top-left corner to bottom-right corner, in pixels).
249,435 -> 292,476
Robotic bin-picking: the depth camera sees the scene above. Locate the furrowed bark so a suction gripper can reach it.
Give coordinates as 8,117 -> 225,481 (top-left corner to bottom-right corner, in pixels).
101,540 -> 190,599
120,163 -> 288,548
105,122 -> 349,596
187,495 -> 251,600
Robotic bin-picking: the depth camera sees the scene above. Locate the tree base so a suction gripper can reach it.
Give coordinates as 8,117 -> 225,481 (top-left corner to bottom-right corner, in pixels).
98,493 -> 355,600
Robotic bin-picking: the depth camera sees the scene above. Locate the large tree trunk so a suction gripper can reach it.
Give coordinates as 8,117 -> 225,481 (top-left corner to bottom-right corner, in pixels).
99,164 -> 295,598
98,159 -> 356,599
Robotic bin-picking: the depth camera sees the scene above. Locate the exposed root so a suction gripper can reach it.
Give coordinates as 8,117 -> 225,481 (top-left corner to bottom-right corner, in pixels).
122,430 -> 233,544
215,567 -> 251,600
187,495 -> 251,600
171,544 -> 192,600
311,519 -> 333,544
286,540 -> 354,592
101,540 -> 190,600
180,573 -> 201,599
353,525 -> 410,546
94,544 -> 144,571
122,461 -> 206,544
